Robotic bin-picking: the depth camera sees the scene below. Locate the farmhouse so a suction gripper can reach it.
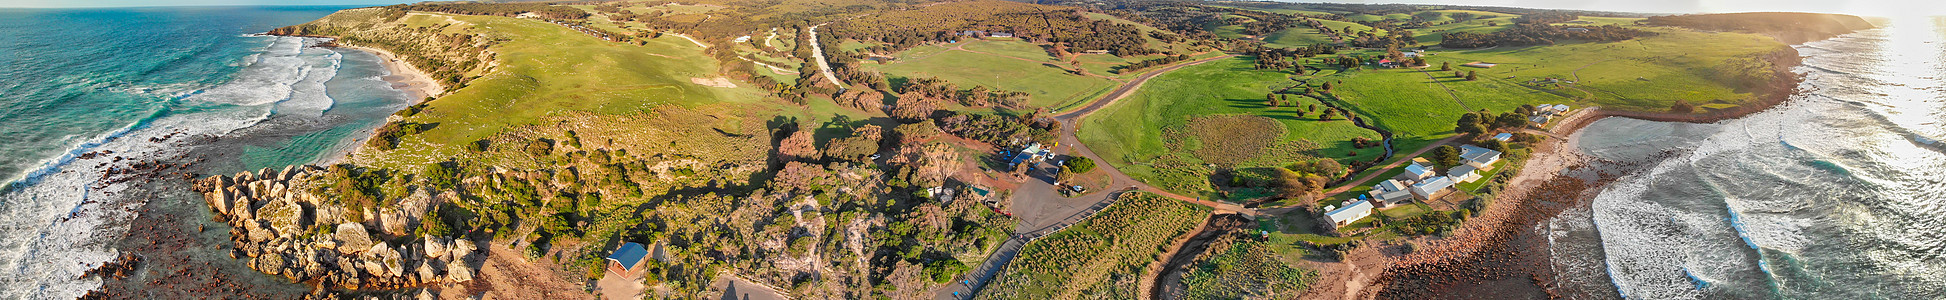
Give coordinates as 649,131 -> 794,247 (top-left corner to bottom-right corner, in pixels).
1083,49 -> 1110,54
1563,27 -> 1591,32
1398,161 -> 1438,181
1448,164 -> 1481,183
1461,62 -> 1497,68
1366,179 -> 1415,207
606,242 -> 650,277
1530,115 -> 1552,125
1459,145 -> 1503,169
989,32 -> 1014,38
1409,176 -> 1455,200
1325,199 -> 1376,227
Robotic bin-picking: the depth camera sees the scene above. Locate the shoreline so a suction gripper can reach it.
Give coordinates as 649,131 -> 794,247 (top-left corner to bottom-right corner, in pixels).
1345,27 -> 1864,299
329,43 -> 447,103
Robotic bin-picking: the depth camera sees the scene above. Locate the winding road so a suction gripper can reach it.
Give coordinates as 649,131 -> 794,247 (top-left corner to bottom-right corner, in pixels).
806,23 -> 845,88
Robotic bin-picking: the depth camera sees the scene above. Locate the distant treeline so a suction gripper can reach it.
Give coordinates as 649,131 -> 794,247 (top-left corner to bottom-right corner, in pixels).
1645,12 -> 1874,44
1440,24 -> 1647,48
389,3 -> 590,20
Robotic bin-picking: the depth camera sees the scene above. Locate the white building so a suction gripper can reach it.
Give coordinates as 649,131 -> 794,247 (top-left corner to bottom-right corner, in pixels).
1410,176 -> 1455,201
1367,179 -> 1415,207
1448,164 -> 1481,183
1325,200 -> 1376,227
1399,162 -> 1437,181
1459,145 -> 1503,170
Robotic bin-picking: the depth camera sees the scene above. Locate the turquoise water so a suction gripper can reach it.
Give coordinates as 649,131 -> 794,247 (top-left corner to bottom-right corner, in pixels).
0,6 -> 413,297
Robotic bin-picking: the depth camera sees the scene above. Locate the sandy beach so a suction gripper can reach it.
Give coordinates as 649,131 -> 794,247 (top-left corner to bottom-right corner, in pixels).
334,44 -> 446,103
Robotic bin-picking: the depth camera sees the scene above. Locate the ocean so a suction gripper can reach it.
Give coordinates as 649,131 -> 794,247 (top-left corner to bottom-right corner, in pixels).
0,6 -> 412,298
1552,17 -> 1946,298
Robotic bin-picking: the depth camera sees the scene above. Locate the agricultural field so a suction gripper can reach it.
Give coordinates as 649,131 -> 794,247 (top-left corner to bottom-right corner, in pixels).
978,192 -> 1212,300
857,40 -> 1120,110
1079,56 -> 1384,196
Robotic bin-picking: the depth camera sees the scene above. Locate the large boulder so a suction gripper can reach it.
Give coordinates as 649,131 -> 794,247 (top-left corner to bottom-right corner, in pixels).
444,259 -> 472,282
422,237 -> 448,261
335,223 -> 375,254
367,243 -> 404,277
258,199 -> 304,236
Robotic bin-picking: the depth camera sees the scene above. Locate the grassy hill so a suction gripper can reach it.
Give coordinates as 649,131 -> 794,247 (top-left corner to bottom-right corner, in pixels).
297,9 -> 775,168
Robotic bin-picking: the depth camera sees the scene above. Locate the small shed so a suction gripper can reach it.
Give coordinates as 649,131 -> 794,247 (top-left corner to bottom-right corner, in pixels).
1493,133 -> 1513,142
1461,62 -> 1497,68
607,242 -> 650,277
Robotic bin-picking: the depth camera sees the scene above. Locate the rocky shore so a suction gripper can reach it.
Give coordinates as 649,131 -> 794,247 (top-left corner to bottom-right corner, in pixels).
192,165 -> 479,292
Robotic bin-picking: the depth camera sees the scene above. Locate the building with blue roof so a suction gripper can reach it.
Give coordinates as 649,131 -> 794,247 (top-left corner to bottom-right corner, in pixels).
606,242 -> 650,277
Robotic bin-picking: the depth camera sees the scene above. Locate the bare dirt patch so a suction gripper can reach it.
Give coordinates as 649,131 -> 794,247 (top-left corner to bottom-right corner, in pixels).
690,77 -> 738,88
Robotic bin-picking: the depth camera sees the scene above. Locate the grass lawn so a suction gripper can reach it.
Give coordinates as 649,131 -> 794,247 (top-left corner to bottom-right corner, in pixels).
860,40 -> 1119,110
1079,56 -> 1384,195
350,12 -> 772,168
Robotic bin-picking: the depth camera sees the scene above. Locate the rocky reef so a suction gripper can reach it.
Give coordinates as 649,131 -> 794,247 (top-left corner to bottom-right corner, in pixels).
193,165 -> 478,291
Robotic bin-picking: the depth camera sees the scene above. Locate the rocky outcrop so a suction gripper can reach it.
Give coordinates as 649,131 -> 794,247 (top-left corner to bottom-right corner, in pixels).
193,165 -> 479,290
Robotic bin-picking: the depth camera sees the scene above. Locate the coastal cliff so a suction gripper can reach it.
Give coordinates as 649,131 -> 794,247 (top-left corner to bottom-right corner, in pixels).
192,166 -> 479,292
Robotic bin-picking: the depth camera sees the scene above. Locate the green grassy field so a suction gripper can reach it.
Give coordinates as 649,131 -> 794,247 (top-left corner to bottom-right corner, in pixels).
347,12 -> 772,168
978,192 -> 1211,300
859,40 -> 1119,110
1079,56 -> 1384,195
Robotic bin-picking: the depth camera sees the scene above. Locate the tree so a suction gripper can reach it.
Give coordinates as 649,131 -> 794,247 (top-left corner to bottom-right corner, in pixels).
1455,113 -> 1486,134
1466,71 -> 1478,81
891,93 -> 937,121
1480,139 -> 1510,153
778,129 -> 819,162
1320,109 -> 1339,121
1063,156 -> 1096,173
1494,112 -> 1527,129
1440,61 -> 1451,71
1670,100 -> 1696,114
1432,145 -> 1461,168
1516,104 -> 1537,116
424,162 -> 460,189
1055,166 -> 1076,184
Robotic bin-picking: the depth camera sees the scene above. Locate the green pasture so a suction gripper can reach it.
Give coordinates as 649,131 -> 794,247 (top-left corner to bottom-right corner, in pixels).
860,40 -> 1118,110
1078,56 -> 1383,195
369,13 -> 770,167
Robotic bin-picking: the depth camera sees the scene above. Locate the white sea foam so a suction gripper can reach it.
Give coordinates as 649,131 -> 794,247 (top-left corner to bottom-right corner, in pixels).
0,35 -> 349,298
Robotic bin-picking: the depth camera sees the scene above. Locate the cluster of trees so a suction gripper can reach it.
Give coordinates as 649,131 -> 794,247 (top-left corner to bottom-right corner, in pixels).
366,121 -> 432,150
824,1 -> 1157,58
1120,54 -> 1193,74
1439,24 -> 1648,48
1250,45 -> 1334,72
1453,109 -> 1529,135
896,77 -> 1031,109
1276,159 -> 1345,201
934,112 -> 1056,147
1512,13 -> 1576,24
390,3 -> 589,20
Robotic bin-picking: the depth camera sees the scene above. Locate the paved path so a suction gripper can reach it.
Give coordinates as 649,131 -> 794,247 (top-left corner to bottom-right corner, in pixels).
806,23 -> 844,87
